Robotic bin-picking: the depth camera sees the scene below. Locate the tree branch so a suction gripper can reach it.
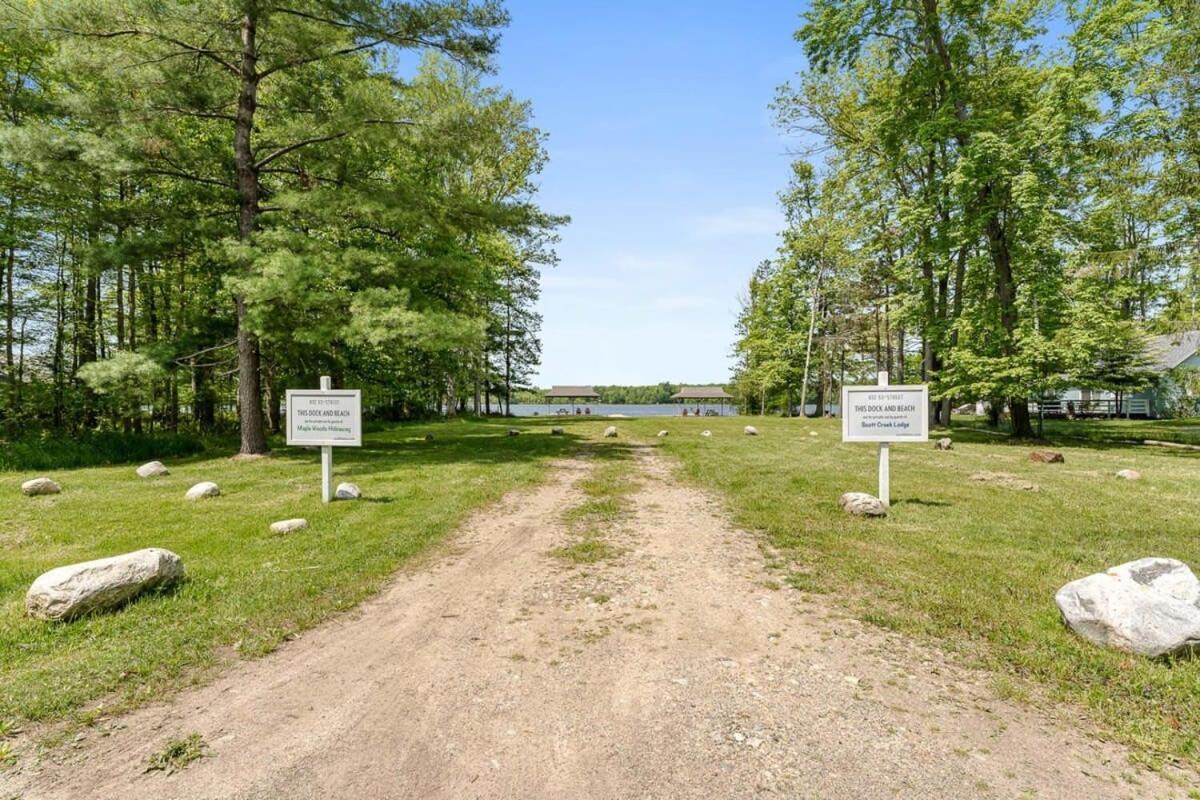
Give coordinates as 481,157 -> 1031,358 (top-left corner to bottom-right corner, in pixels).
253,131 -> 351,170
47,27 -> 241,76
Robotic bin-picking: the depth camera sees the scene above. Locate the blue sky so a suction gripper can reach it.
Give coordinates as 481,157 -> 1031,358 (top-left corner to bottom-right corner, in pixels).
493,1 -> 808,386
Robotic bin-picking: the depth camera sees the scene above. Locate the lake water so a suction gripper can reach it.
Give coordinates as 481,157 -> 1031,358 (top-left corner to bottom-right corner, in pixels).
508,403 -> 738,418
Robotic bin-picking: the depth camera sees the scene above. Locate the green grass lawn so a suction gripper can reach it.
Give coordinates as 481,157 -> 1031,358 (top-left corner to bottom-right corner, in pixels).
5,411 -> 1200,768
0,418 -> 579,731
620,414 -> 1200,766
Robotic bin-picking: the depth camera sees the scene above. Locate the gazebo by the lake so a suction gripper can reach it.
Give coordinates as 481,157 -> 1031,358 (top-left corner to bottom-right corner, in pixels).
670,386 -> 734,416
544,385 -> 600,414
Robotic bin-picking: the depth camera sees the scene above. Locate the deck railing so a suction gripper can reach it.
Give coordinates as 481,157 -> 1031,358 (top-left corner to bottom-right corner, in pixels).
1030,398 -> 1150,418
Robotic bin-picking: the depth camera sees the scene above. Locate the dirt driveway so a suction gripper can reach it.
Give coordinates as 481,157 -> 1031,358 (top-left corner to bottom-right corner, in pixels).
4,444 -> 1192,799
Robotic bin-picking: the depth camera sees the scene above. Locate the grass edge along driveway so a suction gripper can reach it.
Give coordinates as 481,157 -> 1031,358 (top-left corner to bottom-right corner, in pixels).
632,415 -> 1200,770
0,418 -> 597,736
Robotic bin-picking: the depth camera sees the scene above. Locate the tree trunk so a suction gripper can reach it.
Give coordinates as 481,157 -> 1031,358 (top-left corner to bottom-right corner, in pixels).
52,236 -> 67,427
233,7 -> 269,454
115,262 -> 124,348
264,364 -> 282,434
1009,398 -> 1034,438
984,200 -> 1032,437
193,360 -> 216,431
4,241 -> 15,426
128,261 -> 138,350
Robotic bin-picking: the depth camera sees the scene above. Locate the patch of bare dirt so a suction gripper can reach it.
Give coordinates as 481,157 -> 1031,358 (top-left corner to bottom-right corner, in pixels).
969,470 -> 1041,492
3,446 -> 1191,799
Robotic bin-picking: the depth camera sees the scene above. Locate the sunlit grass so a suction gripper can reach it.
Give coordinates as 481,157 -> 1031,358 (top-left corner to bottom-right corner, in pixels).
0,419 -> 575,729
618,413 -> 1200,766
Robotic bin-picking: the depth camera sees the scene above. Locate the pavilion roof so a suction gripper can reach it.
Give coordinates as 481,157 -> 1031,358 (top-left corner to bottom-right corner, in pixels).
544,385 -> 600,399
670,386 -> 733,400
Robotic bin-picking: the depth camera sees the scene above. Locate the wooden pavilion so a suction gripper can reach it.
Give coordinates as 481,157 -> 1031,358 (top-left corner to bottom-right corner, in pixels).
670,386 -> 734,416
544,385 -> 600,414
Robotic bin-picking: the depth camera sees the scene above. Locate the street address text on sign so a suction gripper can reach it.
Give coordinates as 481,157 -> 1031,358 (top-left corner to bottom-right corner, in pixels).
841,385 -> 929,443
286,390 -> 363,447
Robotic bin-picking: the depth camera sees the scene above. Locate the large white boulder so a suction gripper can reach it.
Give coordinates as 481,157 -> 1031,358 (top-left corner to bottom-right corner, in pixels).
21,477 -> 61,496
839,492 -> 887,517
604,426 -> 618,438
136,461 -> 169,478
335,482 -> 362,500
270,518 -> 309,535
185,481 -> 220,501
26,548 -> 184,621
1055,557 -> 1200,658
744,425 -> 758,436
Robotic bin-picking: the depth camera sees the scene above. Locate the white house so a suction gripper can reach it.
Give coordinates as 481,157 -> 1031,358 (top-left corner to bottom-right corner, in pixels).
1044,331 -> 1200,418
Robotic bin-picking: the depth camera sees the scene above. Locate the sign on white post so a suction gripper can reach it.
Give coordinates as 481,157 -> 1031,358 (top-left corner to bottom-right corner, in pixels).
286,377 -> 362,503
840,372 -> 928,506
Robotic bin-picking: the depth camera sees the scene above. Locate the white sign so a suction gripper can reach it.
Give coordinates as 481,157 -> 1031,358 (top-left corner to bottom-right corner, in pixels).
286,389 -> 362,447
841,385 -> 929,443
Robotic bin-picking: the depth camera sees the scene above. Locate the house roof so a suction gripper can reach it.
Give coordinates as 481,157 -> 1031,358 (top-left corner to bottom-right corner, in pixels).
1146,331 -> 1200,371
544,385 -> 600,399
670,386 -> 734,400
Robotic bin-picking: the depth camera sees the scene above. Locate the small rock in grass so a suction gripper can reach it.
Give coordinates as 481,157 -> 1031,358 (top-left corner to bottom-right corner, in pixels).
25,548 -> 184,621
184,481 -> 219,501
507,428 -> 520,437
809,431 -> 818,437
136,461 -> 169,478
1116,469 -> 1141,481
657,430 -> 669,438
550,426 -> 564,435
701,430 -> 712,438
1055,557 -> 1200,658
21,477 -> 61,496
269,518 -> 309,535
838,492 -> 887,517
335,482 -> 362,500
1030,449 -> 1064,464
744,425 -> 758,436
604,426 -> 618,438
934,437 -> 953,451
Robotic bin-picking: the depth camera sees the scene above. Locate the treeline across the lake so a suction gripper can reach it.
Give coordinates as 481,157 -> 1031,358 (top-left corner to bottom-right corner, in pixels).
513,383 -> 733,405
0,1 -> 560,454
734,0 -> 1200,435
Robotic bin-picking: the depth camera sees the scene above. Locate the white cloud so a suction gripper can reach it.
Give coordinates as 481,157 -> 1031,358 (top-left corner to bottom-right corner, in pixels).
692,205 -> 783,239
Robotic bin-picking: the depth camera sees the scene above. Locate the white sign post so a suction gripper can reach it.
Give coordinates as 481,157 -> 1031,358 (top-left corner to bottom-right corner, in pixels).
286,376 -> 362,503
841,372 -> 928,506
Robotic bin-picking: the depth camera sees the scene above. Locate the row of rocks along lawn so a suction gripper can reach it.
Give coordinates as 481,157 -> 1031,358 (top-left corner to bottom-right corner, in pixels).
18,461 -> 371,622
23,432 -> 1191,661
20,423 -> 584,623
20,424 -> 581,624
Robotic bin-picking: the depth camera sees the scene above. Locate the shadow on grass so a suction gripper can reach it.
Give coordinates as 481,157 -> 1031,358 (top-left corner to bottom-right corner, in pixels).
893,498 -> 953,507
18,417 -> 654,477
935,424 -> 1200,458
51,577 -> 189,626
